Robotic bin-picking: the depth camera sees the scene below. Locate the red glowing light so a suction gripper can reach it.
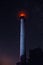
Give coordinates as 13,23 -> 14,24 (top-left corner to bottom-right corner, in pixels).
19,12 -> 26,17
18,11 -> 27,18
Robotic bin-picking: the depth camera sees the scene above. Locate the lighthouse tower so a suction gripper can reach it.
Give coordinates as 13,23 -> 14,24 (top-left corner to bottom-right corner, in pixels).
16,11 -> 27,65
19,11 -> 26,64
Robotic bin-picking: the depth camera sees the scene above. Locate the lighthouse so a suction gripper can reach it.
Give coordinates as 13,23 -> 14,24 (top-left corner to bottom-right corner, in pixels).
16,11 -> 27,65
19,11 -> 26,64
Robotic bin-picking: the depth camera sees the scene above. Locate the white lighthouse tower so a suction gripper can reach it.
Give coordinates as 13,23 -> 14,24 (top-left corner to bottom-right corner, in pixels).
19,11 -> 26,64
20,18 -> 25,57
16,11 -> 27,65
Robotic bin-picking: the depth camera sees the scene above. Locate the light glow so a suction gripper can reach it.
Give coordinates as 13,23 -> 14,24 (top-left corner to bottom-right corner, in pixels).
18,11 -> 26,18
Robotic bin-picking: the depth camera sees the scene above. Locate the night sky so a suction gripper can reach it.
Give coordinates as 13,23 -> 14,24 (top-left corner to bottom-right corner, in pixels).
0,0 -> 43,65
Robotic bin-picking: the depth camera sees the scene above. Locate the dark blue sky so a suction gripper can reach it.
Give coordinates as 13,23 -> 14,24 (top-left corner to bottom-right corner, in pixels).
0,0 -> 43,65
